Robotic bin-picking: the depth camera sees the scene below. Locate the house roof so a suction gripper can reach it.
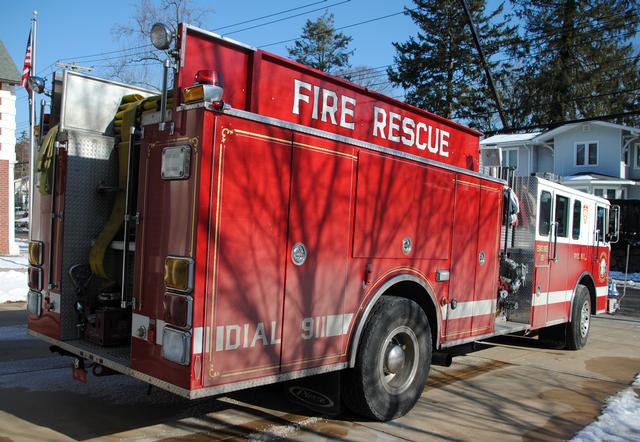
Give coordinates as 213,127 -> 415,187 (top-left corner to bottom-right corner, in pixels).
480,132 -> 541,147
535,121 -> 640,142
480,121 -> 640,147
0,41 -> 20,84
561,173 -> 637,186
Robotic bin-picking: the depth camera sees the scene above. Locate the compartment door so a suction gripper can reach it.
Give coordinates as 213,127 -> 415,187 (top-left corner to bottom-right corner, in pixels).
203,120 -> 292,385
445,178 -> 481,340
532,189 -> 553,328
280,134 -> 355,370
471,185 -> 502,335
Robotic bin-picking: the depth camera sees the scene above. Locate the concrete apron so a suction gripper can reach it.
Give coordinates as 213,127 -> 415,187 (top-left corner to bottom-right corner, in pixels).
0,307 -> 638,441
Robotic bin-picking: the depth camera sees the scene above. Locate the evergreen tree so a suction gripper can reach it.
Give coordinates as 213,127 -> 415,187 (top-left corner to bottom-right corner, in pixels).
389,0 -> 522,131
512,0 -> 640,125
288,12 -> 353,74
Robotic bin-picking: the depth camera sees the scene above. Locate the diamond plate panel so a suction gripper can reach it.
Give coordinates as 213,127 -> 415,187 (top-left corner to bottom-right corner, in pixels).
59,130 -> 118,339
504,176 -> 538,324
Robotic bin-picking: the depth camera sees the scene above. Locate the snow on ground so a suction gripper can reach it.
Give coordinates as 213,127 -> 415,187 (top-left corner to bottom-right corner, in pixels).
0,255 -> 29,270
0,270 -> 28,303
571,374 -> 640,442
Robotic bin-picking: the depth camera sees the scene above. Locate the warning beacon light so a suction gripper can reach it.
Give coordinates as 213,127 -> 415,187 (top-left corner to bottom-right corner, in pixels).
150,22 -> 173,50
182,70 -> 224,106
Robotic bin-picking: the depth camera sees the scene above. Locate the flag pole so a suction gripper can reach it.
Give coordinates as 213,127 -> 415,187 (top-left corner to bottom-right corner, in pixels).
28,10 -> 37,239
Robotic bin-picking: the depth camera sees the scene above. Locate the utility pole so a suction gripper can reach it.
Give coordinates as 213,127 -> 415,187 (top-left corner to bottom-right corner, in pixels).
460,0 -> 509,131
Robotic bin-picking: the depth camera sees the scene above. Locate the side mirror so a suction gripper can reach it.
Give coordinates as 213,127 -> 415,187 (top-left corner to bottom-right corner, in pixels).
608,205 -> 620,244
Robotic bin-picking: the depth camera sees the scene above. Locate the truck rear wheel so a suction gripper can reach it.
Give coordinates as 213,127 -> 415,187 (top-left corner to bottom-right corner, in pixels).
342,296 -> 431,421
565,285 -> 591,350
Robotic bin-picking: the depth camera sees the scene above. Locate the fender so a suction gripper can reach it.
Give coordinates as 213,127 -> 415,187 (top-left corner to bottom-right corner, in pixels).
569,271 -> 596,321
348,273 -> 441,368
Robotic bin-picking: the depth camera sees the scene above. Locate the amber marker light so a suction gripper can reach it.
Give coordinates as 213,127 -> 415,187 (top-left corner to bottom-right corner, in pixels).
163,256 -> 194,292
28,241 -> 43,266
182,85 -> 205,103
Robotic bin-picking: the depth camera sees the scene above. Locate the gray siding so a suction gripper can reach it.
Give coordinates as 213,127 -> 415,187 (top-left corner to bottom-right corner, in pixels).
629,142 -> 640,180
627,185 -> 640,200
512,145 -> 530,176
538,146 -> 553,173
552,125 -> 621,177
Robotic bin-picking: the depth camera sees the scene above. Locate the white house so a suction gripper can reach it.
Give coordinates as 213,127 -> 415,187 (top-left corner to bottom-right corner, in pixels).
481,121 -> 640,199
0,40 -> 21,255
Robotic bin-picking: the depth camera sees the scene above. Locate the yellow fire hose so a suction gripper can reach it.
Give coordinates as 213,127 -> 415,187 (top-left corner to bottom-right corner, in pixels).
89,94 -> 146,282
88,93 -> 172,283
36,124 -> 59,195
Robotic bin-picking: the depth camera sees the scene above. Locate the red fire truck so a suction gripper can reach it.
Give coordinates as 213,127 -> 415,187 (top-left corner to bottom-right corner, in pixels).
25,23 -> 619,421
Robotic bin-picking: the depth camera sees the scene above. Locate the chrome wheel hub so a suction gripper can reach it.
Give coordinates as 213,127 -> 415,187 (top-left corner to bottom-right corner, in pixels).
379,326 -> 419,394
580,300 -> 590,338
385,344 -> 406,374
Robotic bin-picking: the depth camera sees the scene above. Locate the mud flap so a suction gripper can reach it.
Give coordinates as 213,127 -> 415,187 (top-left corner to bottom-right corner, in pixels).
285,371 -> 343,416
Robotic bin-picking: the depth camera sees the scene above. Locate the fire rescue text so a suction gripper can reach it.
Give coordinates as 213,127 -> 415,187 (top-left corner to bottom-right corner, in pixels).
292,79 -> 450,158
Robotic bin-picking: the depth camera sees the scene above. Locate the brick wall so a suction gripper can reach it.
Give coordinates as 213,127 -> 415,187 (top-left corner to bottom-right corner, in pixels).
0,159 -> 8,254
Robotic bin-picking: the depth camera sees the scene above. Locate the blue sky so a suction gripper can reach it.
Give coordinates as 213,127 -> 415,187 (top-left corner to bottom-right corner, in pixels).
1,0 -> 418,135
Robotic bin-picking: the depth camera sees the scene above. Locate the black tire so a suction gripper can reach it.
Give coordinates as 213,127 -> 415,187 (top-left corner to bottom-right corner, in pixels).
342,296 -> 432,421
565,285 -> 591,350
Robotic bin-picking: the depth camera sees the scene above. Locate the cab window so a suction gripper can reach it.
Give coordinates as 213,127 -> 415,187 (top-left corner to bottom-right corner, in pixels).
596,206 -> 606,242
539,191 -> 552,236
555,195 -> 569,237
572,200 -> 582,240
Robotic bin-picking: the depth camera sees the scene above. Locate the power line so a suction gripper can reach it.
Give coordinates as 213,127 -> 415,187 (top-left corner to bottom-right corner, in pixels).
224,0 -> 351,36
457,85 -> 640,120
519,9 -> 639,42
57,44 -> 152,62
490,22 -> 640,64
259,9 -> 409,48
214,0 -> 330,31
484,111 -> 640,136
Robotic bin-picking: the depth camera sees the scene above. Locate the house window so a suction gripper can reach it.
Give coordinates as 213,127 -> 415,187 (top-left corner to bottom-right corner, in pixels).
576,141 -> 598,166
594,187 -> 621,199
635,144 -> 640,169
624,147 -> 629,166
501,148 -> 518,169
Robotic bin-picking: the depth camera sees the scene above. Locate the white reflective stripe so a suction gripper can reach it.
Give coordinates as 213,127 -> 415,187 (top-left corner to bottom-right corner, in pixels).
443,299 -> 494,321
474,298 -> 496,317
532,290 -> 572,306
596,286 -> 608,297
547,290 -> 573,305
193,326 -> 203,354
342,313 -> 354,335
156,319 -> 166,345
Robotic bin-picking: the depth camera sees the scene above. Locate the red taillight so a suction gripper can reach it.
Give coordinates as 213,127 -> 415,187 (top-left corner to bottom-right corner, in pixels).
163,292 -> 193,329
195,70 -> 218,85
28,267 -> 43,291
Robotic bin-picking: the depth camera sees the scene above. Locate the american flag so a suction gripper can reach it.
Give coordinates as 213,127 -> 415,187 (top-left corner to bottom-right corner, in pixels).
20,30 -> 32,89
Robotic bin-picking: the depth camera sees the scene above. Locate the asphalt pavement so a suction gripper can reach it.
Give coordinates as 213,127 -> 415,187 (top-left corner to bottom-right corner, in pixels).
0,291 -> 638,441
